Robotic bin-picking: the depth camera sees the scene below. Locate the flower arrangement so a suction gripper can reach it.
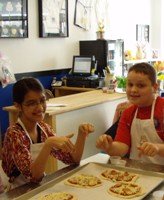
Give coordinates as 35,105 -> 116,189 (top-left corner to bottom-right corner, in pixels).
97,20 -> 105,33
157,72 -> 164,81
96,20 -> 105,39
124,50 -> 133,61
153,61 -> 164,80
157,71 -> 164,91
153,61 -> 164,73
153,61 -> 164,90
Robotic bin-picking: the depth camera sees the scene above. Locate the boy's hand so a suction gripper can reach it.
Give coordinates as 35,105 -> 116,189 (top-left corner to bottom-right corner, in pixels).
96,134 -> 113,153
137,142 -> 159,157
79,123 -> 94,137
46,134 -> 75,153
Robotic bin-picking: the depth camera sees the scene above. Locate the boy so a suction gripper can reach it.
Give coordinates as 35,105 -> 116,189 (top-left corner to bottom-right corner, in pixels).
96,63 -> 164,164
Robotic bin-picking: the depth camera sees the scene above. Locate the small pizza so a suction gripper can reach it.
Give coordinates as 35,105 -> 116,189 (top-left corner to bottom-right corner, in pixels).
65,174 -> 102,188
108,182 -> 144,199
100,169 -> 139,183
38,192 -> 77,200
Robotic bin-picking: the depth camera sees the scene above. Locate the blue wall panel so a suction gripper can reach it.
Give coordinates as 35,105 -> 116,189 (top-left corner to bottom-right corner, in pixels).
0,84 -> 13,136
0,70 -> 69,138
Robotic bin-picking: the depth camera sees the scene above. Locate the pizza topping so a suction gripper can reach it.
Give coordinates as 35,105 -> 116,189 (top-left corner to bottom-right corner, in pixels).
101,169 -> 138,183
110,169 -> 119,175
122,187 -> 134,195
66,174 -> 102,188
108,182 -> 143,198
68,176 -> 79,185
39,192 -> 74,200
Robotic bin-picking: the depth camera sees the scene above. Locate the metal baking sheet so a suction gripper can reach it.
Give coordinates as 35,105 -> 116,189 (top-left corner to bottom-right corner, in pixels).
14,162 -> 164,200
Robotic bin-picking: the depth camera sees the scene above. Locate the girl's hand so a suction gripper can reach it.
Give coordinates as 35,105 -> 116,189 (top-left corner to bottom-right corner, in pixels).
79,123 -> 94,137
96,134 -> 113,153
45,133 -> 75,153
137,142 -> 159,157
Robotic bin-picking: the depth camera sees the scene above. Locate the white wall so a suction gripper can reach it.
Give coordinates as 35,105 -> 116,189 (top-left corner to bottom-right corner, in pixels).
159,0 -> 164,57
0,0 -> 95,73
150,0 -> 163,57
0,0 -> 162,74
105,0 -> 151,48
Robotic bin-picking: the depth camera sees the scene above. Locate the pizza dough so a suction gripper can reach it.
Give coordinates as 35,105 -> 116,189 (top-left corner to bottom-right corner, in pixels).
38,192 -> 78,200
65,174 -> 102,188
108,182 -> 144,199
100,169 -> 139,183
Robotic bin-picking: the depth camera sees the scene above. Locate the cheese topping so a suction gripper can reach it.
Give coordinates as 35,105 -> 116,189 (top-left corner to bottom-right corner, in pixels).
109,182 -> 142,197
39,192 -> 74,200
101,169 -> 138,183
67,174 -> 102,187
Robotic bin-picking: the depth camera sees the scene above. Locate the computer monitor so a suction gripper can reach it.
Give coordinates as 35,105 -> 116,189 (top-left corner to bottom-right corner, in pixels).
72,55 -> 94,76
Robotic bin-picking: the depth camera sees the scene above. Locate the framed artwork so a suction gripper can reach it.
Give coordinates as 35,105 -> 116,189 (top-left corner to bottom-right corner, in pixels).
0,0 -> 28,38
136,24 -> 149,42
38,0 -> 68,38
74,0 -> 92,30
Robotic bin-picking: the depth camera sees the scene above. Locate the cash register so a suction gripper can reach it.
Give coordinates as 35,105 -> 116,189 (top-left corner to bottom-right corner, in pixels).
66,55 -> 100,88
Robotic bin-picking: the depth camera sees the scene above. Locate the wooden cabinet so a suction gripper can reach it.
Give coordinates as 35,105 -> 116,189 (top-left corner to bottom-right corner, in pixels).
52,86 -> 94,97
79,39 -> 124,76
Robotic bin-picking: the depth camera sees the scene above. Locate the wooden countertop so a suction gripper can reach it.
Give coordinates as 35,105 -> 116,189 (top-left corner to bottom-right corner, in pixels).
3,90 -> 126,116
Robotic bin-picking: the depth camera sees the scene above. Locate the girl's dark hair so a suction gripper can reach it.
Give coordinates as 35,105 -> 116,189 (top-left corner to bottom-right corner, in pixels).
128,62 -> 157,85
13,77 -> 44,104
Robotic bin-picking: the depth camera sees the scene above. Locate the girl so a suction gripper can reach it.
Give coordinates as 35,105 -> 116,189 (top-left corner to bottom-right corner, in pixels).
2,77 -> 94,189
0,176 -> 4,193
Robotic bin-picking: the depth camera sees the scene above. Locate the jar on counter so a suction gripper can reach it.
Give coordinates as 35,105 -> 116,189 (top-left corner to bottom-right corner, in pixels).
104,74 -> 115,89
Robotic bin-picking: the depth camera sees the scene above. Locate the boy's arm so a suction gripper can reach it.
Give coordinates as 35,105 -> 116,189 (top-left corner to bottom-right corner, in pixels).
107,141 -> 129,157
96,134 -> 129,157
138,142 -> 164,157
157,143 -> 164,156
70,123 -> 94,163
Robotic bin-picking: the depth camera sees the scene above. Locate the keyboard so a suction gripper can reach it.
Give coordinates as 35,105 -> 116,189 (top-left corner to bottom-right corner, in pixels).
67,76 -> 89,81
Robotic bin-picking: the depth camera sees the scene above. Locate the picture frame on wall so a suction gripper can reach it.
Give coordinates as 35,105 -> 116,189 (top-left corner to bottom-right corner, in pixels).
74,0 -> 92,30
38,0 -> 69,38
0,0 -> 28,38
136,24 -> 149,42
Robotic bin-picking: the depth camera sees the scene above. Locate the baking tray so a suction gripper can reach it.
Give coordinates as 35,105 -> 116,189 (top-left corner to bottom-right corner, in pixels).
14,162 -> 164,200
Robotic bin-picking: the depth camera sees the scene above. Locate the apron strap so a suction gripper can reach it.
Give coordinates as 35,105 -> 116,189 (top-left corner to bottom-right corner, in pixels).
134,97 -> 157,120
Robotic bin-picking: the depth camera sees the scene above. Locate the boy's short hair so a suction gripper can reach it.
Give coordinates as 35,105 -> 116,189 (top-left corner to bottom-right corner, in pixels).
128,62 -> 157,85
13,77 -> 44,104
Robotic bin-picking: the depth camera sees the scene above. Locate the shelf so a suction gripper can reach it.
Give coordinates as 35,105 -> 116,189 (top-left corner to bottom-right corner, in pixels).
124,58 -> 163,65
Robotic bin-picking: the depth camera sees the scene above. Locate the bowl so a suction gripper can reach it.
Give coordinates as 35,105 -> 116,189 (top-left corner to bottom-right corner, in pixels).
106,89 -> 115,94
102,87 -> 108,93
117,159 -> 127,166
110,156 -> 121,164
153,190 -> 164,200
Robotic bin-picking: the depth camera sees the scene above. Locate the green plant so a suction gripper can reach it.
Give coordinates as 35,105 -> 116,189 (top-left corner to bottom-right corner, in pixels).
116,76 -> 127,88
157,72 -> 164,81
